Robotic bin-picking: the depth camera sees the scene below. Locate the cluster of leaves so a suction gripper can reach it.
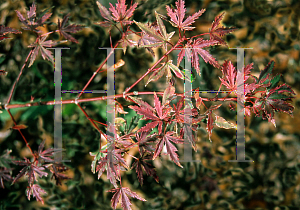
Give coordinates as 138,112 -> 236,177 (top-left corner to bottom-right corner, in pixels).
14,1 -> 85,67
0,0 -> 296,209
0,140 -> 69,204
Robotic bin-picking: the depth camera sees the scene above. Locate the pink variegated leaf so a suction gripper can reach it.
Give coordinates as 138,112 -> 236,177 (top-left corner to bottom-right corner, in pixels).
163,83 -> 175,105
178,38 -> 219,75
26,184 -> 47,204
28,34 -> 62,67
0,25 -> 21,42
166,0 -> 205,31
153,131 -> 184,167
206,110 -> 214,142
15,2 -> 52,33
57,14 -> 85,43
209,12 -> 237,45
107,187 -> 146,210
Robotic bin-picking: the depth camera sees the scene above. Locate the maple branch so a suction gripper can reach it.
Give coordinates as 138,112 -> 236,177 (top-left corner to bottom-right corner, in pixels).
6,48 -> 34,104
1,91 -> 239,110
76,103 -> 107,146
76,42 -> 119,99
6,109 -> 34,156
190,32 -> 210,40
124,41 -> 181,94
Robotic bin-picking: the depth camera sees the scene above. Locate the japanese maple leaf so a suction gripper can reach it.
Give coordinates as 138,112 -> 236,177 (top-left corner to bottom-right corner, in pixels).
107,187 -> 146,210
34,139 -> 64,163
47,162 -> 70,186
12,157 -> 48,186
0,25 -> 21,42
177,38 -> 220,75
56,14 -> 85,43
219,60 -> 259,97
15,1 -> 52,33
204,104 -> 222,142
253,83 -> 295,127
0,168 -> 13,189
95,149 -> 128,188
209,12 -> 237,46
135,130 -> 156,156
131,153 -> 159,186
28,33 -> 60,67
146,60 -> 184,86
129,93 -> 172,134
96,0 -> 138,28
166,0 -> 205,31
119,30 -> 137,54
135,12 -> 175,51
153,131 -> 184,167
26,184 -> 47,204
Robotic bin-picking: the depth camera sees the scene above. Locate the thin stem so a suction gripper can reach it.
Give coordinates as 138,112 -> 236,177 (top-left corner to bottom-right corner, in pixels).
76,42 -> 119,99
190,32 -> 211,40
7,109 -> 34,155
6,49 -> 34,104
1,91 -> 239,110
76,103 -> 106,140
124,41 -> 181,94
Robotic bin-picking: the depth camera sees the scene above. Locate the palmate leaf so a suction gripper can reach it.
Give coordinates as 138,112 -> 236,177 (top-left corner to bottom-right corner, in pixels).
107,187 -> 146,210
15,1 -> 52,33
253,83 -> 295,127
145,60 -> 184,86
177,38 -> 220,75
26,184 -> 47,204
96,0 -> 138,28
0,25 -> 21,42
166,0 -> 205,31
131,153 -> 158,186
28,33 -> 63,67
36,139 -> 64,163
129,93 -> 172,134
0,168 -> 13,189
153,131 -> 184,168
219,60 -> 259,96
56,14 -> 85,43
12,158 -> 48,186
134,12 -> 175,51
209,12 -> 237,45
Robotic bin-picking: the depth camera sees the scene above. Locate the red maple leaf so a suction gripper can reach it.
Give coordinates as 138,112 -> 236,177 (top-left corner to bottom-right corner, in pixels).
153,131 -> 184,167
0,25 -> 21,42
219,60 -> 259,97
253,83 -> 295,127
15,1 -> 52,33
56,14 -> 85,43
131,153 -> 159,186
0,168 -> 13,189
209,12 -> 237,46
96,0 -> 138,28
35,139 -> 64,163
107,187 -> 146,210
129,93 -> 172,134
95,148 -> 128,188
12,157 -> 48,186
177,38 -> 220,75
166,0 -> 205,31
28,33 -> 61,67
26,184 -> 47,204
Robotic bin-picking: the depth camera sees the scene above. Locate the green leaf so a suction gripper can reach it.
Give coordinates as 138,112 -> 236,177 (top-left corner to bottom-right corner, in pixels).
134,20 -> 165,42
258,60 -> 275,83
268,93 -> 293,100
267,74 -> 280,91
167,60 -> 184,80
215,115 -> 236,129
